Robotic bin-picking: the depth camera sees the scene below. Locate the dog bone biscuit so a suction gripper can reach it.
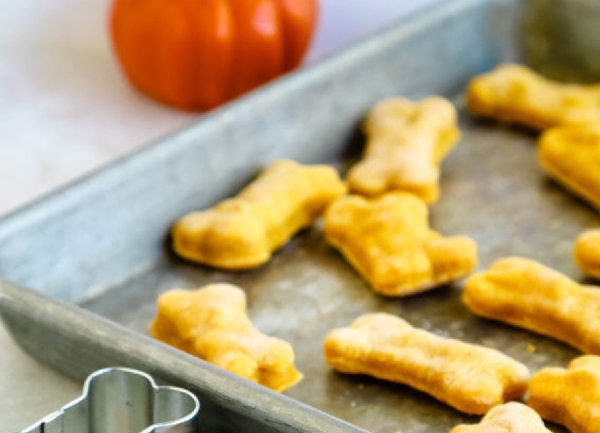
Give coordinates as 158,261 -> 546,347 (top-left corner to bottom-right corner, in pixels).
574,229 -> 600,279
450,402 -> 551,433
324,313 -> 530,414
463,257 -> 600,354
324,192 -> 478,296
529,355 -> 600,433
467,63 -> 600,129
151,283 -> 303,392
538,125 -> 600,212
347,97 -> 460,203
172,159 -> 346,269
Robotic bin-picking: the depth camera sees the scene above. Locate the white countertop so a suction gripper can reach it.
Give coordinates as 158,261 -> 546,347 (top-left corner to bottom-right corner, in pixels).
0,0 -> 438,429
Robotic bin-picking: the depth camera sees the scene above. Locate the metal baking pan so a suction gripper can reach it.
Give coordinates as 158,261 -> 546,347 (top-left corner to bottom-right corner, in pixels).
1,0 -> 598,432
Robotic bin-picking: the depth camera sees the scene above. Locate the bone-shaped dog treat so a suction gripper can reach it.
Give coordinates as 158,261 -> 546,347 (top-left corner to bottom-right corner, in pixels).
324,313 -> 530,414
528,355 -> 600,433
538,125 -> 600,212
172,159 -> 346,269
450,402 -> 551,433
463,257 -> 600,354
151,283 -> 303,392
575,229 -> 600,279
467,63 -> 600,130
324,192 -> 478,296
347,97 -> 460,203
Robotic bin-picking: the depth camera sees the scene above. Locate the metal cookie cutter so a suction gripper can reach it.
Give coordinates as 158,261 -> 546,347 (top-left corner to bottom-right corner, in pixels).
19,367 -> 200,433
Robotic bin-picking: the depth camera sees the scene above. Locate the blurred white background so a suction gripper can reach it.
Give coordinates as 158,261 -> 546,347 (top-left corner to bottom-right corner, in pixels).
0,0 -> 438,430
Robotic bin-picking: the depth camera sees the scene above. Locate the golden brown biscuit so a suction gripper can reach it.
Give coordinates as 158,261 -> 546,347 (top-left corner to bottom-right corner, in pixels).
151,283 -> 302,392
347,97 -> 460,203
574,229 -> 600,279
324,313 -> 530,414
172,159 -> 346,269
467,63 -> 600,130
539,126 -> 600,212
324,192 -> 478,296
464,257 -> 600,354
529,355 -> 600,433
450,402 -> 551,433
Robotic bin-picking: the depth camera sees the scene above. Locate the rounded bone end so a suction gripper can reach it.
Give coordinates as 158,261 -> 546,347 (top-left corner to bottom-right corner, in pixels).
171,206 -> 270,270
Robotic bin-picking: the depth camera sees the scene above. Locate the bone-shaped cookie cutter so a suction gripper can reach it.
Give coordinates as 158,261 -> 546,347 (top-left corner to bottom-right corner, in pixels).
19,367 -> 200,433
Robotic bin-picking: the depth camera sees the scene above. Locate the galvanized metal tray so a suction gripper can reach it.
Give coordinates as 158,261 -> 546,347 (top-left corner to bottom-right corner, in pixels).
1,0 -> 599,432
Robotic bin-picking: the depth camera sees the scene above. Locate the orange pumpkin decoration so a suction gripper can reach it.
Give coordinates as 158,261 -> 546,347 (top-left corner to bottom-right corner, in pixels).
110,0 -> 319,111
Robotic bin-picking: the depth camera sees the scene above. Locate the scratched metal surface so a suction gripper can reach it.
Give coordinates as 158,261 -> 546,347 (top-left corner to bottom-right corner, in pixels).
1,0 -> 600,432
